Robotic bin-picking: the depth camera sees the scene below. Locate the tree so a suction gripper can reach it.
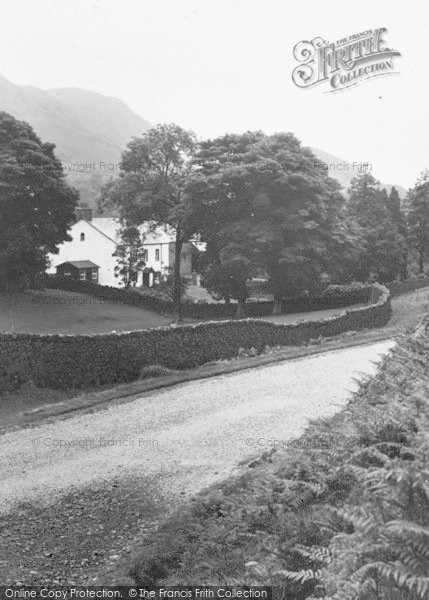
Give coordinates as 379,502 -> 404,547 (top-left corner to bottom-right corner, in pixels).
154,267 -> 189,303
407,171 -> 429,274
113,225 -> 146,288
346,172 -> 407,282
388,186 -> 408,279
201,221 -> 254,317
99,123 -> 202,321
194,132 -> 265,316
0,112 -> 78,290
194,131 -> 354,314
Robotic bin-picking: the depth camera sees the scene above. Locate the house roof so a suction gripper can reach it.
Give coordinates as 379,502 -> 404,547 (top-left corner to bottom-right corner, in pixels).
86,218 -> 177,245
57,260 -> 100,269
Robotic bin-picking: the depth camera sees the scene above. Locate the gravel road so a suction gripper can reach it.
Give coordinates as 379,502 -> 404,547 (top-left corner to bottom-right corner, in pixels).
0,340 -> 394,585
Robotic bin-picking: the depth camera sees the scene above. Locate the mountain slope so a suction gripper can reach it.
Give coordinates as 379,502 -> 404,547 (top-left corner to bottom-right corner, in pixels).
0,75 -> 151,208
311,147 -> 407,198
0,75 -> 407,209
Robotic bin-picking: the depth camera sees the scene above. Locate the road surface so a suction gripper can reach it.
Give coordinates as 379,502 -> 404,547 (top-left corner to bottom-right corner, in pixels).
0,340 -> 395,585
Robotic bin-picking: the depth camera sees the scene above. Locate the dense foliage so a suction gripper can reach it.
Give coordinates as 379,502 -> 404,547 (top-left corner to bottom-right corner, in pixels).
406,171 -> 429,274
0,112 -> 78,290
345,173 -> 407,283
76,122 -> 429,314
194,132 -> 359,315
99,123 -> 204,320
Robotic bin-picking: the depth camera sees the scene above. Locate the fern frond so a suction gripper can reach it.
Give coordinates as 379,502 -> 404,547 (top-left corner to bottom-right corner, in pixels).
274,568 -> 322,584
294,544 -> 332,565
385,520 -> 429,539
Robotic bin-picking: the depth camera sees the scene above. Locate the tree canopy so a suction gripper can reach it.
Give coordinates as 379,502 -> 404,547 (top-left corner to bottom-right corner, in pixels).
346,172 -> 407,282
406,171 -> 429,274
99,123 -> 204,320
0,111 -> 78,290
194,131 -> 356,313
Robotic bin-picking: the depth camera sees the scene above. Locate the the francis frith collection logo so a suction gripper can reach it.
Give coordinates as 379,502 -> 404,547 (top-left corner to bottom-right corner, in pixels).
292,28 -> 401,92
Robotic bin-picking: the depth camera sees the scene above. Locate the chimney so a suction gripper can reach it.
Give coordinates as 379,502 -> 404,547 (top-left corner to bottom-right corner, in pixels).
75,203 -> 93,222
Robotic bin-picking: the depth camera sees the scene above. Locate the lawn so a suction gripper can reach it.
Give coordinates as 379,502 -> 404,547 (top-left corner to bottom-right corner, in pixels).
0,289 -> 170,334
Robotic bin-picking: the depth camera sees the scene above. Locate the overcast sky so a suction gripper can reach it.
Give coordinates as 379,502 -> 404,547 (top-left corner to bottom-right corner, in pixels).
0,0 -> 428,188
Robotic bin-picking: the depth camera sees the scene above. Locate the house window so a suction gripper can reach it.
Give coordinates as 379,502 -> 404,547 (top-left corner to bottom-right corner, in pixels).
80,233 -> 85,242
155,249 -> 160,261
79,272 -> 86,280
92,269 -> 98,280
64,271 -> 71,277
143,249 -> 148,262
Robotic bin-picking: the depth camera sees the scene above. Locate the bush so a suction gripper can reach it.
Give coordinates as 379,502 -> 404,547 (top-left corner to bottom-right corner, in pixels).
320,282 -> 373,302
387,276 -> 429,296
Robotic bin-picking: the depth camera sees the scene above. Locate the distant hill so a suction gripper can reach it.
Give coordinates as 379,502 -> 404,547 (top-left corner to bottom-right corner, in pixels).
0,75 -> 151,209
0,75 -> 407,210
310,147 -> 407,198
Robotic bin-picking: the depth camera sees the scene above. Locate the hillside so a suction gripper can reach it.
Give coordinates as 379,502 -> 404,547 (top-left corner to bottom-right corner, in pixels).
0,75 -> 151,209
0,74 -> 407,208
311,147 -> 407,198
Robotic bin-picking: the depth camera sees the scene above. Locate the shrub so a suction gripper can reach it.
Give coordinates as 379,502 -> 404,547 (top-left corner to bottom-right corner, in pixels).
387,276 -> 429,296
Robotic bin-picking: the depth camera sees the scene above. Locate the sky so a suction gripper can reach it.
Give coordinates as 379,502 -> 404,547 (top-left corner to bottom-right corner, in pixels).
0,0 -> 428,188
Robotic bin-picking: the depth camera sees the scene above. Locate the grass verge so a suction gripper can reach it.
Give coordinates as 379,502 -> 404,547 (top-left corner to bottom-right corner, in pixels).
129,322 -> 429,599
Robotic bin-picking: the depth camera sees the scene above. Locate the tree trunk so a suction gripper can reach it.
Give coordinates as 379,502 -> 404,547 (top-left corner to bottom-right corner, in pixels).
419,222 -> 425,274
174,231 -> 184,323
236,298 -> 245,319
272,296 -> 282,315
419,247 -> 424,274
401,248 -> 408,280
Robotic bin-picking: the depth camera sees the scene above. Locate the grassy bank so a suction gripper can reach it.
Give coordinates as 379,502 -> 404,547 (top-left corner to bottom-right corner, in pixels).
0,289 -> 170,334
130,322 -> 429,599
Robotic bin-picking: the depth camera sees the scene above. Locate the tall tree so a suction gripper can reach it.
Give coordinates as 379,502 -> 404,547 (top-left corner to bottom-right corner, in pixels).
99,123 -> 203,321
0,112 -> 78,290
113,225 -> 146,288
194,131 -> 354,314
346,172 -> 407,282
200,221 -> 255,317
388,186 -> 408,278
194,132 -> 265,316
407,171 -> 429,274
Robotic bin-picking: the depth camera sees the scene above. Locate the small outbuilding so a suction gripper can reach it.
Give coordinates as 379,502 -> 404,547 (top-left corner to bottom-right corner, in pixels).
56,260 -> 100,283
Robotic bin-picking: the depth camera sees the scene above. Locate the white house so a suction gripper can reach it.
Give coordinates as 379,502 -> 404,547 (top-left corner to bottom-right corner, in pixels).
47,208 -> 195,287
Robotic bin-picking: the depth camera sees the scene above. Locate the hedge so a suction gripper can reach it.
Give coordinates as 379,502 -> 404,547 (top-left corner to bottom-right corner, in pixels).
0,283 -> 391,392
386,276 -> 429,296
41,276 -> 173,314
42,276 -> 373,319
